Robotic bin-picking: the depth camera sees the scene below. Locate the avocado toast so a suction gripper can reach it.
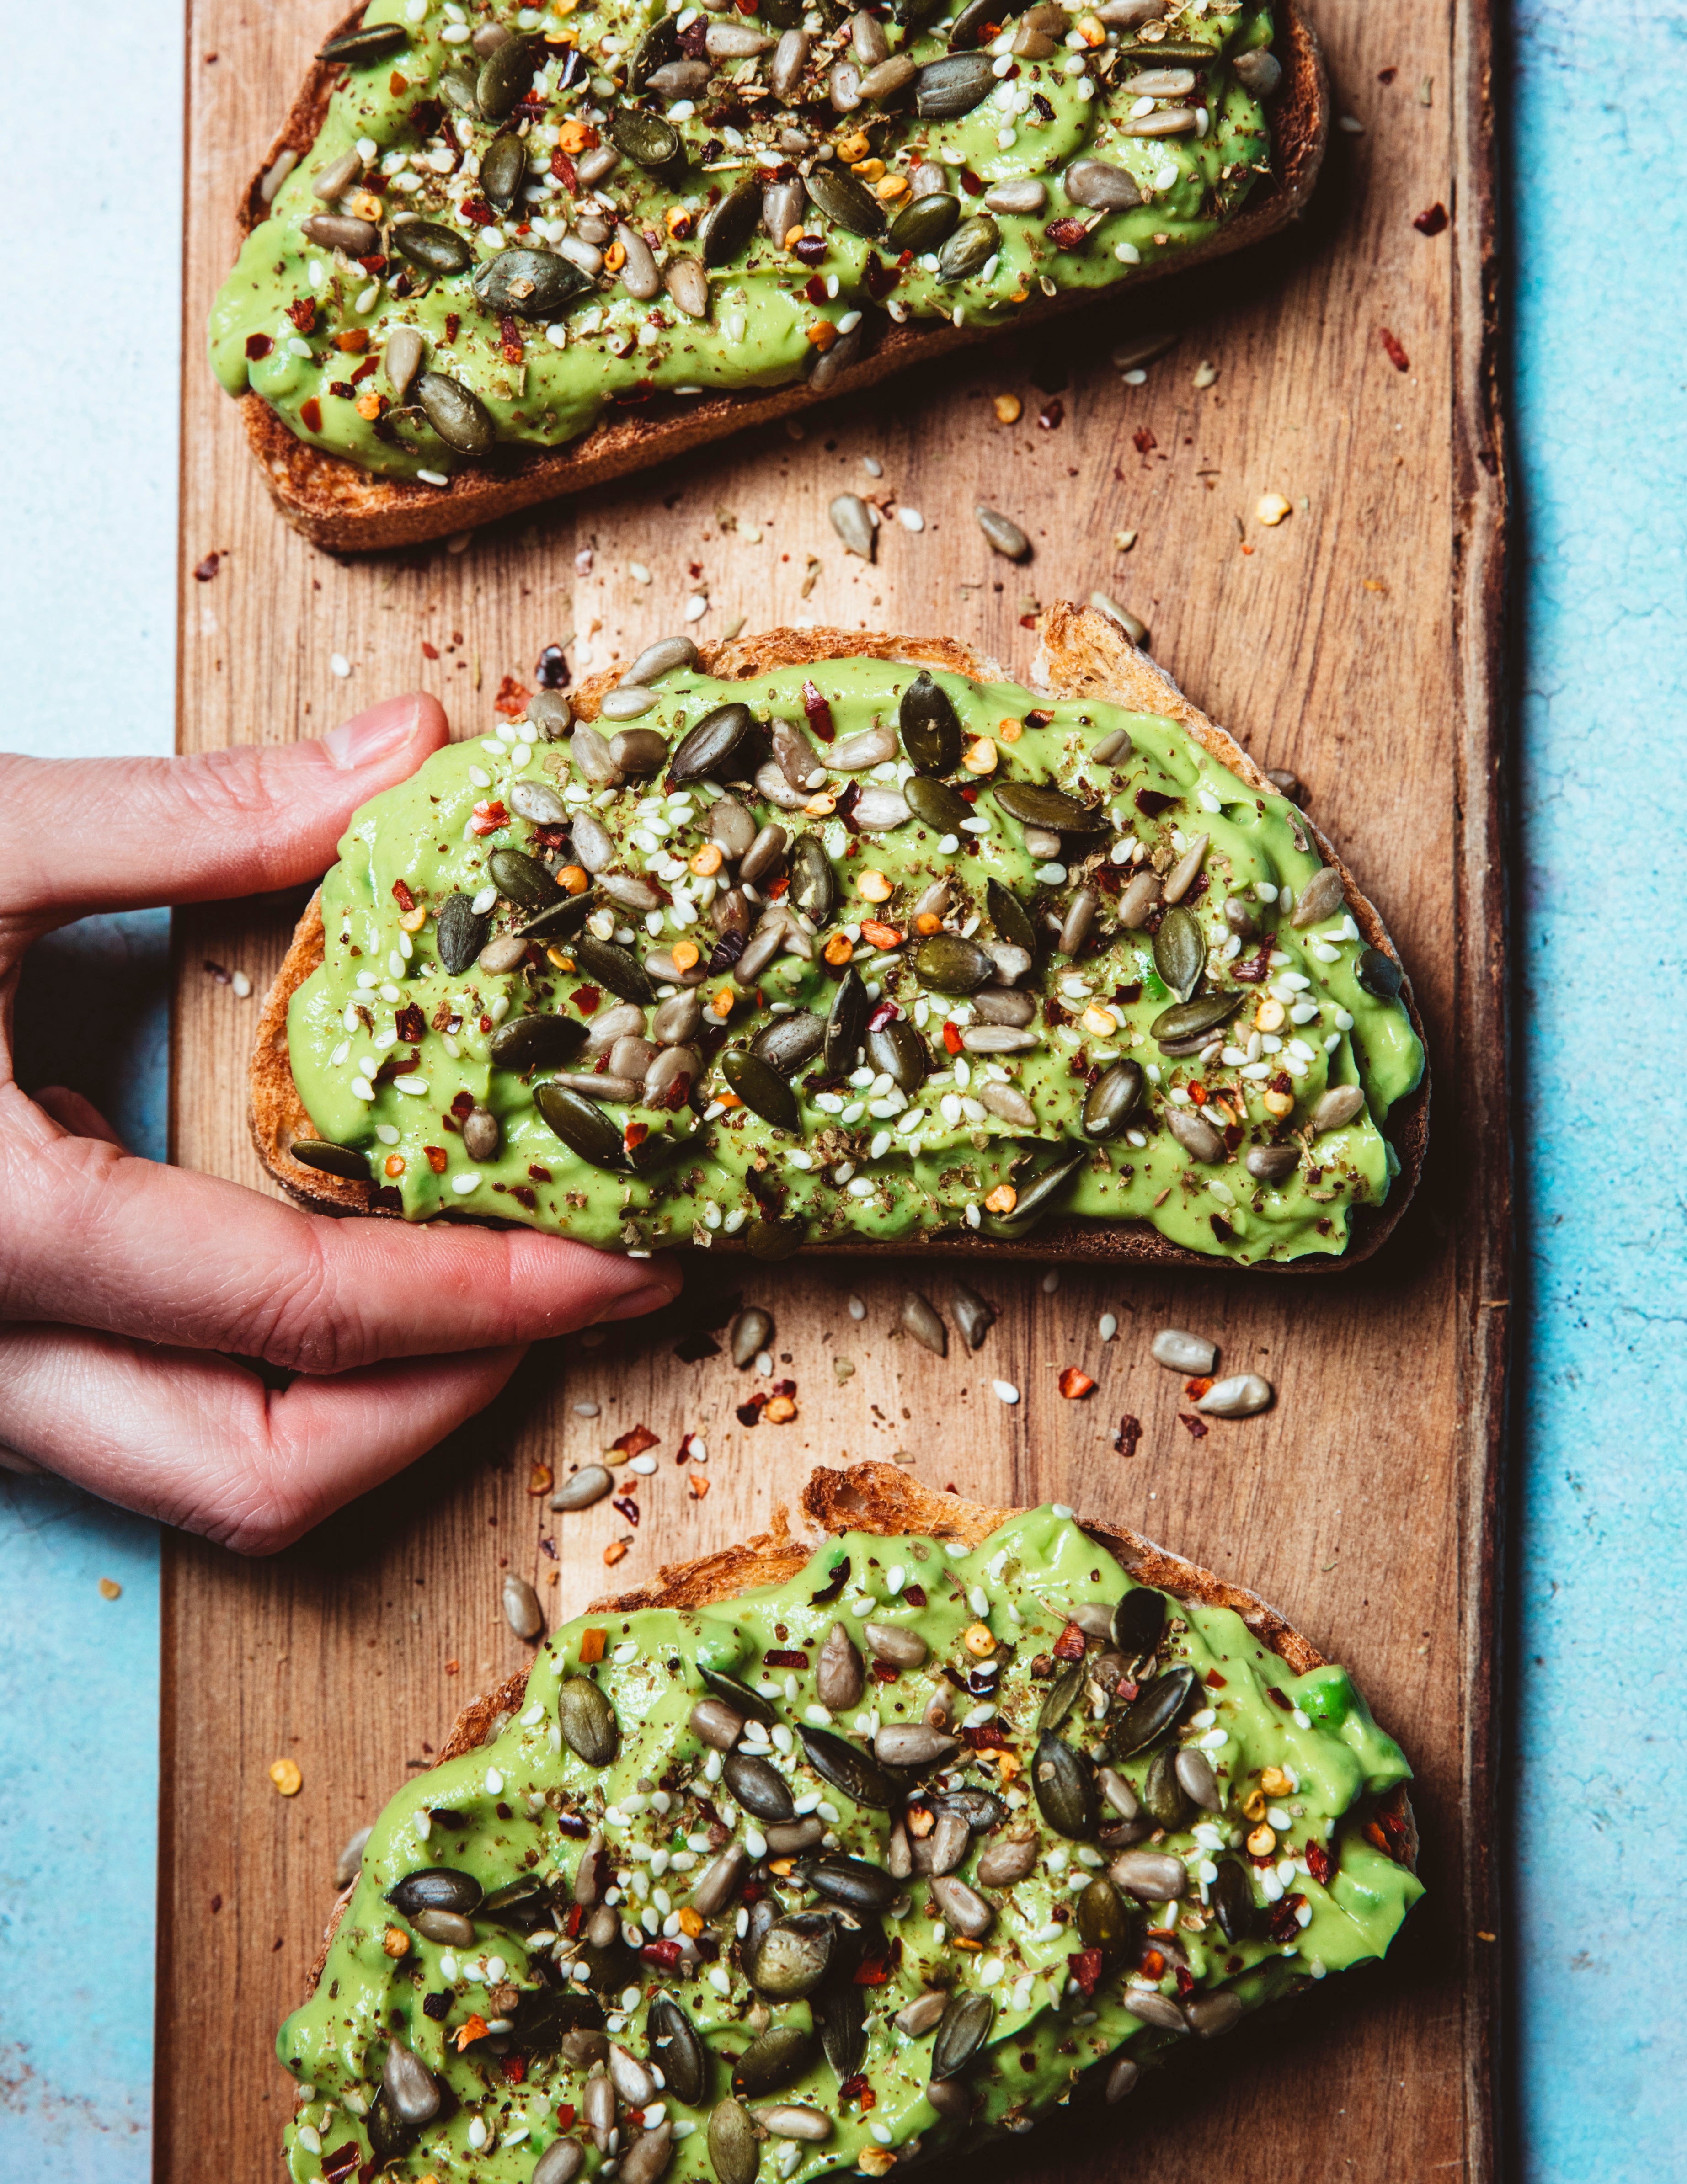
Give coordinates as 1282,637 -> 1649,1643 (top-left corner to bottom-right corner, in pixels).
251,605 -> 1427,1267
280,1463 -> 1422,2181
213,1 -> 1326,549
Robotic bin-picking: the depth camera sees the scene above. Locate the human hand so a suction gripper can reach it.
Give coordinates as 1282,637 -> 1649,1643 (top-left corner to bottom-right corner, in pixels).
0,697 -> 681,1552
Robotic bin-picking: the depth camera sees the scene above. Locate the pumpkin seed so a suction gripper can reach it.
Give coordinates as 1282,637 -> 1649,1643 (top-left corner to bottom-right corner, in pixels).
474,247 -> 593,319
749,1915 -> 835,1999
572,933 -> 656,1005
1031,1732 -> 1097,1839
823,968 -> 868,1075
1166,1108 -> 1226,1163
479,131 -> 529,213
438,64 -> 481,115
975,504 -> 1030,560
982,878 -> 1036,956
1110,1587 -> 1165,1665
291,1139 -> 370,1181
670,702 -> 756,783
1210,1857 -> 1255,1943
611,108 -> 685,175
489,847 -> 560,907
785,836 -> 836,927
416,370 -> 495,454
702,1666 -> 776,1726
388,1866 -> 483,1917
479,36 -> 539,118
751,1010 -> 826,1076
1142,1749 -> 1191,1830
947,0 -> 1010,47
436,892 -> 490,974
558,1677 -> 619,1765
889,191 -> 961,253
1037,1660 -> 1085,1735
916,53 -> 998,116
827,490 -> 876,560
394,220 -> 475,277
799,1724 -> 902,1808
1082,1060 -> 1144,1139
1356,946 -> 1403,1000
1110,1664 -> 1198,1760
806,1854 -> 900,1912
930,1992 -> 993,2079
938,215 -> 1000,281
1245,1142 -> 1299,1184
731,2025 -> 812,2098
646,1994 -> 709,2107
865,1016 -> 927,1094
993,780 -> 1097,831
1150,903 -> 1205,1002
913,932 -> 994,994
631,14 -> 681,87
1152,990 -> 1242,1053
1076,1876 -> 1131,1959
320,23 -> 409,65
1108,1847 -> 1187,1902
747,1214 -> 806,1260
988,1145 -> 1086,1231
518,895 -> 593,943
708,2099 -> 759,2184
489,1013 -> 588,1073
724,1749 -> 797,1823
897,672 -> 962,775
806,165 -> 887,237
899,774 -> 968,832
534,1081 -> 625,1168
722,1049 -> 801,1131
807,1981 -> 865,2082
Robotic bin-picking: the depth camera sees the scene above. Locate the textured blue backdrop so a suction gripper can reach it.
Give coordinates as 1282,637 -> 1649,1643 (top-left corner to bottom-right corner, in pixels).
2,5 -> 1682,2178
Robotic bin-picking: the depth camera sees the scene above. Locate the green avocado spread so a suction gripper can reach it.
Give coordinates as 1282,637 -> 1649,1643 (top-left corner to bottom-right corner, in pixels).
211,0 -> 1281,478
286,653 -> 1424,1262
278,1505 -> 1422,2181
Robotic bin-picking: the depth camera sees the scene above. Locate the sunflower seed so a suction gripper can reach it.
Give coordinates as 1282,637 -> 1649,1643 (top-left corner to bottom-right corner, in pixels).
552,1465 -> 614,1513
875,1723 -> 957,1768
1195,1373 -> 1273,1417
1311,1084 -> 1366,1132
502,1573 -> 543,1640
829,492 -> 876,559
383,2038 -> 440,2125
899,1290 -> 948,1356
817,1621 -> 865,1709
689,1843 -> 751,1918
302,212 -> 382,255
949,1282 -> 996,1348
1109,1848 -> 1187,1901
1233,47 -> 1283,96
1105,2056 -> 1140,2103
984,177 -> 1047,214
975,505 -> 1030,560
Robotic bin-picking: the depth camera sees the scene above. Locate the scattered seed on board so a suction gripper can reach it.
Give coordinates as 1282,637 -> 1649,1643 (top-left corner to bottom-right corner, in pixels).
502,1572 -> 544,1640
975,505 -> 1031,560
1150,1327 -> 1216,1374
830,493 -> 876,560
1195,1373 -> 1273,1418
551,1465 -> 614,1513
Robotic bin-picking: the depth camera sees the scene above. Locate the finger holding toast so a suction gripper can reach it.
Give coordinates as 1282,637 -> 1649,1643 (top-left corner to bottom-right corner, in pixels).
0,697 -> 682,1550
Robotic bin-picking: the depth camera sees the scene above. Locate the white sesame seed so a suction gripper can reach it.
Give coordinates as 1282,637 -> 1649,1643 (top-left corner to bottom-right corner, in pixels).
992,1380 -> 1020,1404
451,1173 -> 480,1194
329,653 -> 352,679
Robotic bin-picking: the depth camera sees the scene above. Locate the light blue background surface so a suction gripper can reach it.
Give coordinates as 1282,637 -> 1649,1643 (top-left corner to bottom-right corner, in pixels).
2,5 -> 1683,2177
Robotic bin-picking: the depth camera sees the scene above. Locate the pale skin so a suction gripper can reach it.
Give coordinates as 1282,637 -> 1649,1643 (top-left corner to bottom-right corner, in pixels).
0,694 -> 683,1553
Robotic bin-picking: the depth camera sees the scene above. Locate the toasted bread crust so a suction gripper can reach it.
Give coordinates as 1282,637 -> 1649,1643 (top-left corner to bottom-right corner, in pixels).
306,1460 -> 1417,1987
233,6 -> 1328,551
251,608 -> 1428,1265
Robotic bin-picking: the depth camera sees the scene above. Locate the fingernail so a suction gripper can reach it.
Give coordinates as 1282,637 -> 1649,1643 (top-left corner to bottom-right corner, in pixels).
594,1283 -> 678,1324
323,695 -> 426,772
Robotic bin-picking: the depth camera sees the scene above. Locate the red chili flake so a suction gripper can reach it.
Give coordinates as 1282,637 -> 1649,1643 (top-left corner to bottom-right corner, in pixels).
870,1660 -> 900,1684
1412,201 -> 1448,237
1265,1685 -> 1291,1711
802,273 -> 829,306
328,378 -> 355,400
1135,788 -> 1176,819
609,1423 -> 659,1461
1045,217 -> 1088,251
1305,1839 -> 1334,1886
351,356 -> 380,385
1379,326 -> 1410,372
422,640 -> 441,661
390,878 -> 417,914
961,1720 -> 1008,1750
463,197 -> 495,226
863,251 -> 901,298
1069,1948 -> 1104,1998
613,1496 -> 641,1526
853,1956 -> 891,1986
941,1021 -> 964,1056
299,397 -> 323,434
1132,426 -> 1157,456
763,1649 -> 810,1670
503,2053 -> 528,2085
494,675 -> 531,719
957,167 -> 985,196
1058,1367 -> 1097,1401
566,987 -> 601,1020
1173,1964 -> 1195,1997
1177,1412 -> 1209,1439
793,234 -> 828,267
1038,398 -> 1064,430
193,552 -> 221,583
641,1939 -> 683,1971
1204,1668 -> 1227,1688
1138,1947 -> 1165,1981
470,799 -> 508,836
321,2148 -> 360,2184
443,312 -> 461,345
556,2103 -> 578,2128
500,313 -> 524,364
1183,1375 -> 1213,1400
245,332 -> 273,360
1231,942 -> 1273,983
766,874 -> 790,899
1052,1621 -> 1087,1662
801,679 -> 836,743
287,297 -> 317,333
838,2074 -> 871,2105
395,1004 -> 427,1044
902,1583 -> 927,1608
419,1146 -> 444,1174
1113,1414 -> 1142,1458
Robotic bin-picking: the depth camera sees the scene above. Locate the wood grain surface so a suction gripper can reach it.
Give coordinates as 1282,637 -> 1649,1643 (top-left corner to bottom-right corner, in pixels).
159,4 -> 1508,2180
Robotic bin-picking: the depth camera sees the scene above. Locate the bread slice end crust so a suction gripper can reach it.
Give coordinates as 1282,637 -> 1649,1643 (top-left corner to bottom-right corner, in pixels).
251,608 -> 1427,1263
233,5 -> 1328,551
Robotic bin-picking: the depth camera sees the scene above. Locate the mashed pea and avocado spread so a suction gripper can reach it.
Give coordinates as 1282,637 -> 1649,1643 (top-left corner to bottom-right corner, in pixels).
279,1506 -> 1421,2181
211,0 -> 1284,478
285,652 -> 1422,1262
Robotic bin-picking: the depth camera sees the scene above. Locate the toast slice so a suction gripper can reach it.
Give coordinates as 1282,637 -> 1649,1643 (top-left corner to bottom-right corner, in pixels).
250,605 -> 1428,1267
297,1462 -> 1420,2168
232,5 -> 1327,551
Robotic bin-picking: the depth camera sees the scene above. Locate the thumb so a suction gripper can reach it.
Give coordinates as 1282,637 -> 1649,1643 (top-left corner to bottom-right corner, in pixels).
0,693 -> 451,919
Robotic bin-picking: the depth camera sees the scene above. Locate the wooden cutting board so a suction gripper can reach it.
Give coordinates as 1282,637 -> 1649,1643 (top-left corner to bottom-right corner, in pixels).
160,3 -> 1507,2177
